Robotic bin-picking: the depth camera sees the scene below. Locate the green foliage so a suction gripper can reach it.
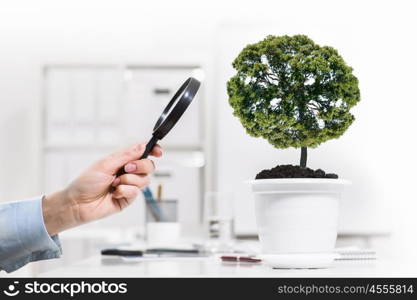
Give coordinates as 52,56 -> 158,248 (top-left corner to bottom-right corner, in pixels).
227,35 -> 360,149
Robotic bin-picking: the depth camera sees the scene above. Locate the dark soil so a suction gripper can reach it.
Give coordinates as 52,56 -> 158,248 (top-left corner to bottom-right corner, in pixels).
255,164 -> 338,180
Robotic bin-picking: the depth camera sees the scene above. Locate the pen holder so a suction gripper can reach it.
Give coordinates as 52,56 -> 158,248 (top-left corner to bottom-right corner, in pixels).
145,199 -> 181,246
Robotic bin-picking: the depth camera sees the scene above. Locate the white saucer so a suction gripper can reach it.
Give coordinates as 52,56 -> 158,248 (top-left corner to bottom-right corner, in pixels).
260,253 -> 338,269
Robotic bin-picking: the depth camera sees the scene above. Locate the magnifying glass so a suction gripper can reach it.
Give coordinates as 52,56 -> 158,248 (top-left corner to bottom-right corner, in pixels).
116,77 -> 201,177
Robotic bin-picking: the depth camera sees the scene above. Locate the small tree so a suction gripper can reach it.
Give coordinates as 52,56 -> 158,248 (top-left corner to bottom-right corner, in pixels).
227,35 -> 360,167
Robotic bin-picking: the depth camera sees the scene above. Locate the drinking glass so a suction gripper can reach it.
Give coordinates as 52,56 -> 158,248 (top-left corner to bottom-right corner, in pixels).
203,191 -> 235,252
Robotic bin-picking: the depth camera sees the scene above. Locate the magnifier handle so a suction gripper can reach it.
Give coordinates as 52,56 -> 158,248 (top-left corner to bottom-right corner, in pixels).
139,136 -> 159,160
115,136 -> 159,177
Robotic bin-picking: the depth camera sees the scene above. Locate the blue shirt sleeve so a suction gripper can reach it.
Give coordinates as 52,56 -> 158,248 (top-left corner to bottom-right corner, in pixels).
0,197 -> 62,273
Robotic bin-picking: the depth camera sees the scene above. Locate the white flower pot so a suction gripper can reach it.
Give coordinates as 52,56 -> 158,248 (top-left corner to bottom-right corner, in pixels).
249,178 -> 350,268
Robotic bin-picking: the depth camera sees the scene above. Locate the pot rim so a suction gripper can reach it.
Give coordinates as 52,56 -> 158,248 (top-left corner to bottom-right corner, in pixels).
247,178 -> 351,185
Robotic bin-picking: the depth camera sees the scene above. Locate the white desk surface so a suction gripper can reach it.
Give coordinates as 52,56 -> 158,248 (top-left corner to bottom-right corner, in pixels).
40,255 -> 417,278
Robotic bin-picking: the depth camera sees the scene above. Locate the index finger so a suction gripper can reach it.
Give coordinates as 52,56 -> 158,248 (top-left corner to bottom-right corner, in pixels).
150,144 -> 162,157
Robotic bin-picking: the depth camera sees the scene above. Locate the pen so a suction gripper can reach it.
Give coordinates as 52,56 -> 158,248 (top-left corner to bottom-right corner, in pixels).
101,249 -> 143,256
101,248 -> 202,257
143,188 -> 163,221
220,256 -> 261,263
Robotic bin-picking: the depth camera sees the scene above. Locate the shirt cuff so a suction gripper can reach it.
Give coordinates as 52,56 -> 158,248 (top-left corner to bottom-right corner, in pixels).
0,197 -> 62,273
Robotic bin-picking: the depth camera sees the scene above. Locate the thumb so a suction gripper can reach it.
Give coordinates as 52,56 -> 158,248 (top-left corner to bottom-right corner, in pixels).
93,143 -> 145,174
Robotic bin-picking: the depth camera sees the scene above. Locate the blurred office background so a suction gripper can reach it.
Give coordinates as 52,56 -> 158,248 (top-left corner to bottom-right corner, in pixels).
1,0 -> 416,276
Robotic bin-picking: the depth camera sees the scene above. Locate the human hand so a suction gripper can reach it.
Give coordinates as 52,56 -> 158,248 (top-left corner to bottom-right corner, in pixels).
42,143 -> 162,235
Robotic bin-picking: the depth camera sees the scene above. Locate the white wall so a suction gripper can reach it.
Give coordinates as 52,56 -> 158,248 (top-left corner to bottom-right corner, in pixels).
0,0 -> 416,262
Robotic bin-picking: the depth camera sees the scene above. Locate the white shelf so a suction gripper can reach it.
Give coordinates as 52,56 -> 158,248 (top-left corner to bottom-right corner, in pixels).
41,64 -> 207,228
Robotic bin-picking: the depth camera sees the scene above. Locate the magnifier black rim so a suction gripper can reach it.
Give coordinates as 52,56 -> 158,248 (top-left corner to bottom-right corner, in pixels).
152,77 -> 200,140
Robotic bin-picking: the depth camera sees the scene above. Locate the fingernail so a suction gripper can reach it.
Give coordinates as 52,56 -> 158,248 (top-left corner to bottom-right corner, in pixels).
112,178 -> 121,187
125,163 -> 137,172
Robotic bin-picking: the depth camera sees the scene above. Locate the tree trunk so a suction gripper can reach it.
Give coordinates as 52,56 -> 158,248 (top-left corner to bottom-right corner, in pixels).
300,147 -> 307,168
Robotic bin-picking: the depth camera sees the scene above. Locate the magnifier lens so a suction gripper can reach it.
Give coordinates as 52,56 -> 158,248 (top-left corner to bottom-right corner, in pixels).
152,77 -> 198,135
114,77 -> 200,178
154,88 -> 186,130
163,88 -> 187,118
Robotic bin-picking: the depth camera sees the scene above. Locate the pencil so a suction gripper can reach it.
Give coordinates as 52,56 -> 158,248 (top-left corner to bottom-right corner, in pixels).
157,184 -> 162,202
